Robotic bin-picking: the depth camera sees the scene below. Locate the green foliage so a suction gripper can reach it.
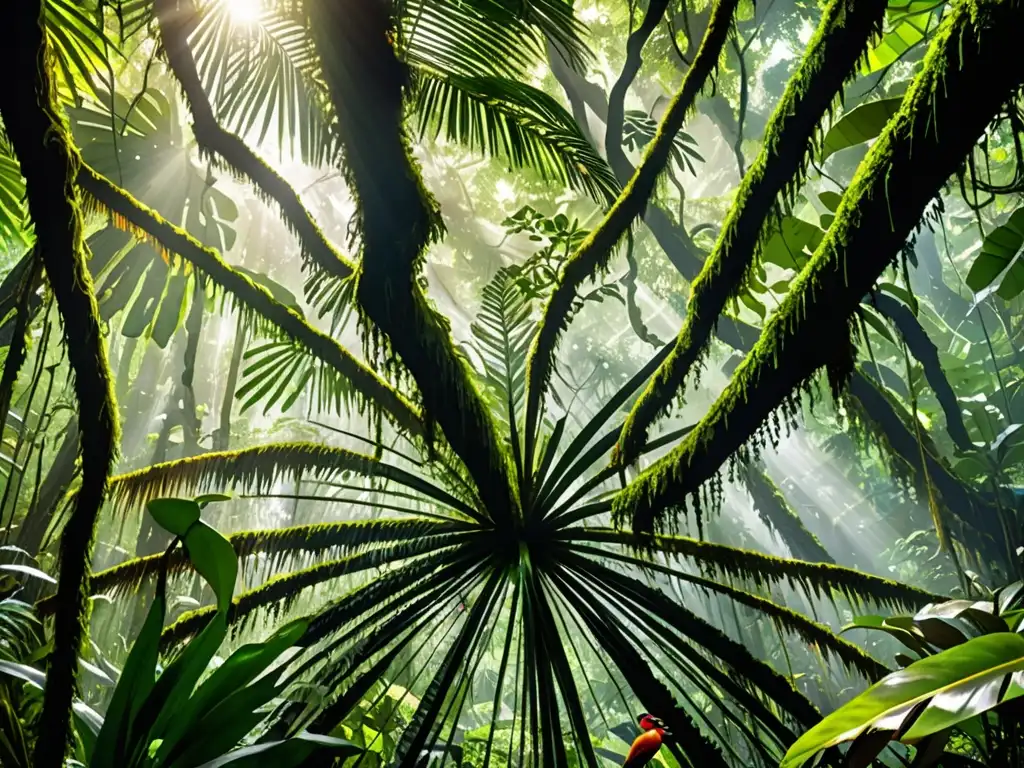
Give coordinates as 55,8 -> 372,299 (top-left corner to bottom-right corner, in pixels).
786,584 -> 1024,766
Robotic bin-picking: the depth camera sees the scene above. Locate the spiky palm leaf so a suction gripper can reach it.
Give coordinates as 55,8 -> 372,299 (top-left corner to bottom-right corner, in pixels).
91,286 -> 935,766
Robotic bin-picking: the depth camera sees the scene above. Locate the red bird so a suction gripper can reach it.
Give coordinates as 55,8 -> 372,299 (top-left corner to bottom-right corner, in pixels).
623,713 -> 670,767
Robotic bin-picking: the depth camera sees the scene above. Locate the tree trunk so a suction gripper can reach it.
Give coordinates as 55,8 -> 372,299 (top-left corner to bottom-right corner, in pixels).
0,3 -> 120,764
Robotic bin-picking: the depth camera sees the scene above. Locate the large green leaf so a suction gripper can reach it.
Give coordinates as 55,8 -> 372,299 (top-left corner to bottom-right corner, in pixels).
147,498 -> 202,538
819,97 -> 903,161
182,522 -> 238,613
862,1 -> 943,74
965,207 -> 1024,299
760,217 -> 825,271
781,633 -> 1024,767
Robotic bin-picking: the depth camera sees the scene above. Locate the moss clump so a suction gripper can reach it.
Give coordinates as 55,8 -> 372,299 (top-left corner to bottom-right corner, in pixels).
615,0 -> 889,467
612,0 -> 1024,540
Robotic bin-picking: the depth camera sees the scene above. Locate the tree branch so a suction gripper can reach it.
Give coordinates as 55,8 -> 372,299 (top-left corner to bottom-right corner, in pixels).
0,4 -> 120,763
615,0 -> 889,466
870,292 -> 974,452
612,0 -> 1024,538
308,0 -> 517,525
525,0 -> 741,475
76,164 -> 426,439
153,0 -> 354,281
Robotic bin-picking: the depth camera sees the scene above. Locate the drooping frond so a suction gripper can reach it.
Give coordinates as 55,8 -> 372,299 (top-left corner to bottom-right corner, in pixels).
107,443 -> 480,519
190,0 -> 337,166
412,68 -> 618,203
564,528 -> 941,611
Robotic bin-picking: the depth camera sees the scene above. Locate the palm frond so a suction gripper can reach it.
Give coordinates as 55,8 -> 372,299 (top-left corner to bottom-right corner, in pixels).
0,131 -> 28,247
161,538 -> 470,649
83,518 -> 469,599
564,528 -> 941,611
413,68 -> 618,202
45,0 -> 117,104
191,1 -> 337,164
463,266 -> 535,425
106,443 -> 481,520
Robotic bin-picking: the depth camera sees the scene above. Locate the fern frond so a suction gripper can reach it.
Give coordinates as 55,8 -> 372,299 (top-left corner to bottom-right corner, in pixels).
413,68 -> 617,203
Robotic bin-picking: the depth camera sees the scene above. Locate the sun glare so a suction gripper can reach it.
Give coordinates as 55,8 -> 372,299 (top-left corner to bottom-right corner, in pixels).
224,0 -> 261,25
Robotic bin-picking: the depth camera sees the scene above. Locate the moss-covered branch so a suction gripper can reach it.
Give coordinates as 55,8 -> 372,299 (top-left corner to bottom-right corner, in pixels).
153,0 -> 353,281
739,460 -> 835,563
615,0 -> 888,465
308,0 -> 518,526
0,252 -> 40,431
76,165 -> 425,438
105,442 -> 481,520
612,0 -> 1024,538
870,292 -> 973,451
564,527 -> 941,611
525,0 -> 740,461
0,5 -> 120,764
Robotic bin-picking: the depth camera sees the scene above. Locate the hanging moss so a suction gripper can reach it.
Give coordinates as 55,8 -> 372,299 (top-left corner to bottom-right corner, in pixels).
615,0 -> 888,466
844,371 -> 1003,564
0,5 -> 121,765
307,0 -> 519,528
740,461 -> 835,564
77,165 -> 425,439
567,527 -> 941,611
105,441 -> 481,520
611,0 -> 1024,539
524,0 -> 740,460
153,0 -> 354,283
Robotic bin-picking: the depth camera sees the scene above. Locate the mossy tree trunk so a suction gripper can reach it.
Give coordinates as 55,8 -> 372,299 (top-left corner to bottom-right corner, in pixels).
615,0 -> 889,465
524,0 -> 741,473
307,0 -> 518,526
613,0 -> 1024,538
154,0 -> 353,281
0,3 -> 120,764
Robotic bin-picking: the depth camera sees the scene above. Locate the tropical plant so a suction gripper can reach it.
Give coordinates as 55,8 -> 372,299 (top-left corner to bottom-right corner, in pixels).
784,582 -> 1024,766
0,496 -> 360,768
0,0 -> 1022,766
